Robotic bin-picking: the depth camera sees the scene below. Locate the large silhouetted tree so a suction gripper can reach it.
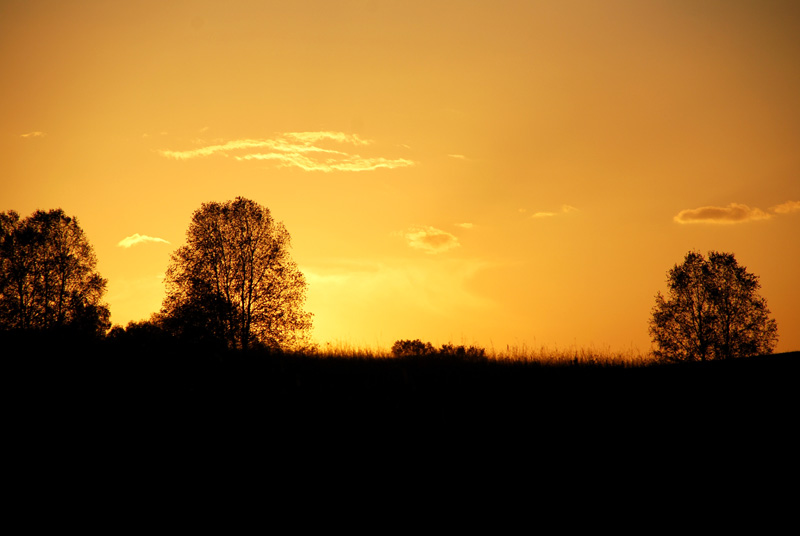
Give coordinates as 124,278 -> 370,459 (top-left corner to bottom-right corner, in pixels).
0,209 -> 110,336
159,197 -> 312,350
649,251 -> 778,362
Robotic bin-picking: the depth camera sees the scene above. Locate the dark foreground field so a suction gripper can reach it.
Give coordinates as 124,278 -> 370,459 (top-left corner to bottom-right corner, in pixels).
8,335 -> 798,438
6,334 -> 799,497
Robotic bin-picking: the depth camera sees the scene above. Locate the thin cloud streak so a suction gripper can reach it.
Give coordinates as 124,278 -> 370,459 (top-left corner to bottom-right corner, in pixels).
159,139 -> 278,159
674,203 -> 772,224
403,226 -> 460,254
284,131 -> 370,145
117,233 -> 170,248
157,131 -> 412,172
530,204 -> 578,219
20,131 -> 45,138
238,153 -> 414,172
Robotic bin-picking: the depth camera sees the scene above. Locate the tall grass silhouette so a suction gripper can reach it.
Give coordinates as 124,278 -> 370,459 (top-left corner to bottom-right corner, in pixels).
312,338 -> 651,367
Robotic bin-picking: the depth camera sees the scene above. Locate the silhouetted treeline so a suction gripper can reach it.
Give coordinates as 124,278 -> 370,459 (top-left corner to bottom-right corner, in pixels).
1,209 -> 110,336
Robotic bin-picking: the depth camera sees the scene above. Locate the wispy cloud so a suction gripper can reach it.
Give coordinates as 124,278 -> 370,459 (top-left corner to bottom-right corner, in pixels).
448,154 -> 467,160
284,131 -> 370,145
159,131 -> 413,172
159,138 -> 277,159
674,203 -> 773,224
20,131 -> 45,138
117,233 -> 170,248
403,226 -> 461,254
455,222 -> 474,229
237,153 -> 413,172
770,200 -> 800,215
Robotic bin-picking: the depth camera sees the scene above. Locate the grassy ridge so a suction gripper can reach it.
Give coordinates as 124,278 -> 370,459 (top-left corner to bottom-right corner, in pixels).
5,329 -> 795,526
7,334 -> 798,497
9,333 -> 798,435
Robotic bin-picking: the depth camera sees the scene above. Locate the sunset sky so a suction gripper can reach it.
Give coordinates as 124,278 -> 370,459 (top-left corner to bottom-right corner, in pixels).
3,0 -> 799,353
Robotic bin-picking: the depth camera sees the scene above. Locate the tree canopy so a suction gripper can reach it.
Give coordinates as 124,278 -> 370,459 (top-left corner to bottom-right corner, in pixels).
649,251 -> 778,362
0,209 -> 110,336
159,197 -> 312,350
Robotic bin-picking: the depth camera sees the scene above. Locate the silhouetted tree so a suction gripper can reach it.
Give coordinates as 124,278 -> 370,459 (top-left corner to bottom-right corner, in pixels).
159,197 -> 312,350
0,209 -> 110,336
649,251 -> 778,362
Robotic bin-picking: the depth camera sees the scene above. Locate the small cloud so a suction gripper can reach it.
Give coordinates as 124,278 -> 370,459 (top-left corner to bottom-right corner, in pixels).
770,200 -> 800,215
199,126 -> 210,133
448,154 -> 467,160
531,212 -> 556,218
21,131 -> 45,138
455,223 -> 474,229
674,203 -> 772,224
403,226 -> 460,254
117,233 -> 170,248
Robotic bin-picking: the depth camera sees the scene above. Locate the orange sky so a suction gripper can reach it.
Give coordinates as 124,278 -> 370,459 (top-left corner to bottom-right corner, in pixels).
2,0 -> 799,353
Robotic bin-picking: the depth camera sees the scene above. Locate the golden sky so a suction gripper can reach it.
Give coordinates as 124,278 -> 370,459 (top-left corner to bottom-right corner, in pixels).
3,0 -> 799,352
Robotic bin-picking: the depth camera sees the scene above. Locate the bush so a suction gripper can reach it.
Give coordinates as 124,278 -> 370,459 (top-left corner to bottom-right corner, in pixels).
391,339 -> 486,360
391,339 -> 437,357
439,343 -> 486,361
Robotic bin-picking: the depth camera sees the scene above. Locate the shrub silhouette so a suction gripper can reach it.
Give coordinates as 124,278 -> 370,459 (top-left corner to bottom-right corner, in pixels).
391,339 -> 486,360
439,343 -> 486,361
107,319 -> 174,349
391,339 -> 437,357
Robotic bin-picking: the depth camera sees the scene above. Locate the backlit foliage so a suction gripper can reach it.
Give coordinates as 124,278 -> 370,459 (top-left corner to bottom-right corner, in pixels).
649,251 -> 778,361
0,209 -> 110,335
159,197 -> 312,350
